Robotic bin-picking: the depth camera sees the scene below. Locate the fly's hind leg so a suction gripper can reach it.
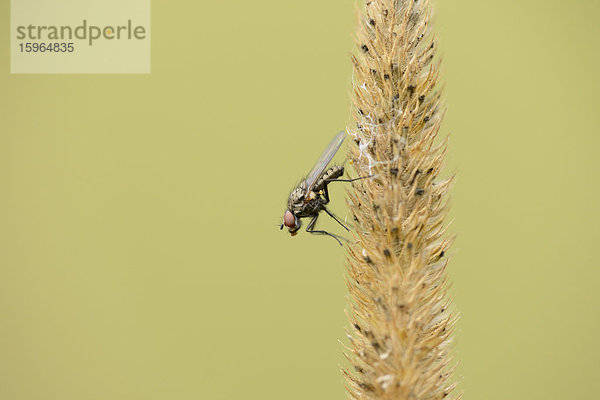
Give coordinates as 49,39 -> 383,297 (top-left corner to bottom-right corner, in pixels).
323,207 -> 350,232
321,176 -> 370,204
306,214 -> 346,246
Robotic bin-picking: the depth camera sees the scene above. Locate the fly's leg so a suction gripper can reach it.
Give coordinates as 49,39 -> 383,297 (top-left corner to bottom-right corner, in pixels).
326,176 -> 370,184
323,207 -> 350,232
321,176 -> 369,204
316,176 -> 368,233
306,214 -> 345,246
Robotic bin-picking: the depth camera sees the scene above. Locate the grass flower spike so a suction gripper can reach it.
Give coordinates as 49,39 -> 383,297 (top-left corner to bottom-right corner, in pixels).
343,1 -> 459,399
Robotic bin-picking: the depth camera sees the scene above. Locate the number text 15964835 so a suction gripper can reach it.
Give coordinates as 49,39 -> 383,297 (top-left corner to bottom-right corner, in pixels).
18,42 -> 74,53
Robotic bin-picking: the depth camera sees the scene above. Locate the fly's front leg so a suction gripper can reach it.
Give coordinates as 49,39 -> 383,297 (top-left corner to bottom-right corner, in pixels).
306,214 -> 345,246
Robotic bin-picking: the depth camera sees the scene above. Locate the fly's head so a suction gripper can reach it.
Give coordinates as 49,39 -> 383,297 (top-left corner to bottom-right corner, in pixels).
282,179 -> 321,236
280,209 -> 301,236
280,185 -> 305,236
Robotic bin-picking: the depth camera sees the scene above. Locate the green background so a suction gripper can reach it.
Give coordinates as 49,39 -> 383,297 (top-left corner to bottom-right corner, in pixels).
1,1 -> 599,399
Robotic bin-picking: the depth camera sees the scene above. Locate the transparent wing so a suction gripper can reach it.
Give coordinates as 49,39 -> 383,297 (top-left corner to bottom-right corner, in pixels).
304,131 -> 346,193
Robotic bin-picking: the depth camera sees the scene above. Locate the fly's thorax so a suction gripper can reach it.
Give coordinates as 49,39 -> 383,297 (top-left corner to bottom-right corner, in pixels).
288,186 -> 322,216
287,185 -> 307,214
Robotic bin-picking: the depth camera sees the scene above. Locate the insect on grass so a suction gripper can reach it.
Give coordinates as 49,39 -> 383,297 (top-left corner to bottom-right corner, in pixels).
280,131 -> 365,245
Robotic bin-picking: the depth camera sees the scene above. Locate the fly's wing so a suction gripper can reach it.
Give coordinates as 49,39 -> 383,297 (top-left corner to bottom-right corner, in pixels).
304,131 -> 346,194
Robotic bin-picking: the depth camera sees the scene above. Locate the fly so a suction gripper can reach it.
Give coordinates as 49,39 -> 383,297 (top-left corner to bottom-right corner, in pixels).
280,131 -> 364,245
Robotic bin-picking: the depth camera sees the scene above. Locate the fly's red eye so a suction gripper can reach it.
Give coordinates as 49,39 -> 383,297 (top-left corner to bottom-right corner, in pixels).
283,210 -> 296,228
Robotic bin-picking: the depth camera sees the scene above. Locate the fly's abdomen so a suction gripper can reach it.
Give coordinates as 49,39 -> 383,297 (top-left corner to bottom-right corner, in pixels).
314,165 -> 344,192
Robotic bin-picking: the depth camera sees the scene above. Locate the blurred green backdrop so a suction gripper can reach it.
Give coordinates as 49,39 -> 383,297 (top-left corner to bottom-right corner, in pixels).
1,1 -> 599,399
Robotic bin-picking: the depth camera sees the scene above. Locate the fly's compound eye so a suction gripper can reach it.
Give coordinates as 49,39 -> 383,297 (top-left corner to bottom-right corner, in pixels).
283,210 -> 296,229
